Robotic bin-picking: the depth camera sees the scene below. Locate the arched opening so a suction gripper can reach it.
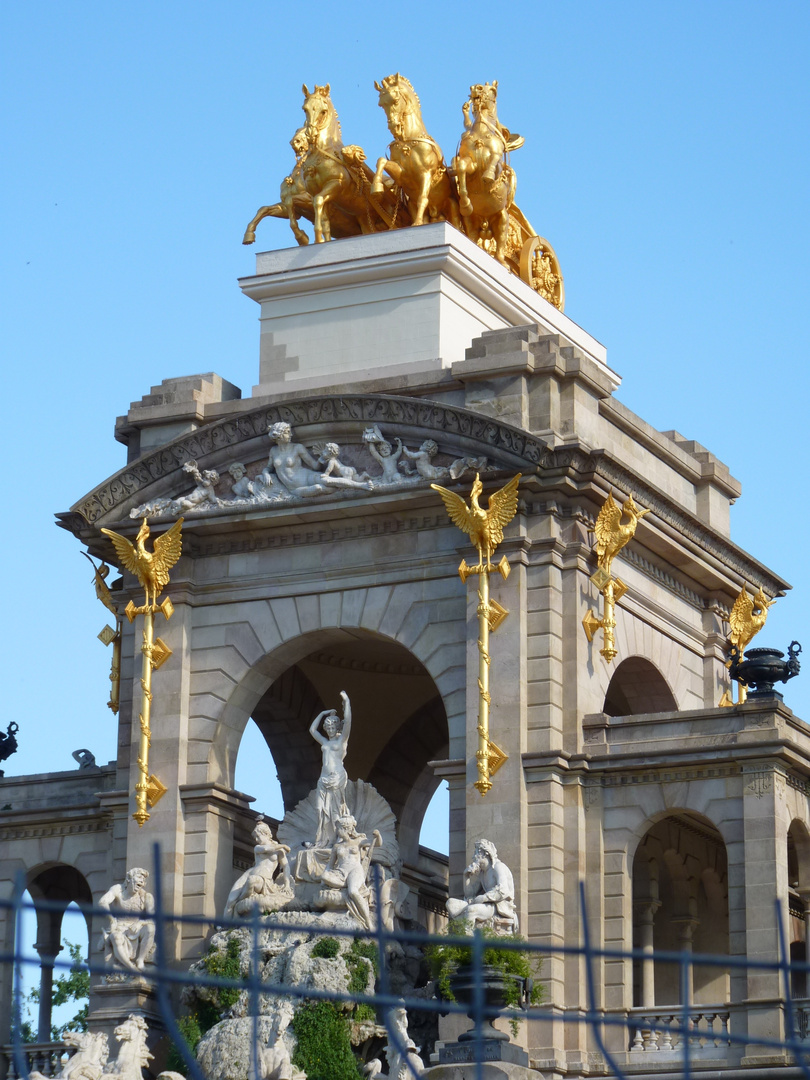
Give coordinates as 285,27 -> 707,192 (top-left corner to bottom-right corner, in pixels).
22,866 -> 92,1043
632,813 -> 729,1010
232,629 -> 450,917
604,657 -> 678,716
787,821 -> 810,998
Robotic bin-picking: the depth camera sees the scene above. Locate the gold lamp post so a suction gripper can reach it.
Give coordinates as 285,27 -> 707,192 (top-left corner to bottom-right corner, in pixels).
432,474 -> 520,796
83,553 -> 122,714
100,517 -> 183,826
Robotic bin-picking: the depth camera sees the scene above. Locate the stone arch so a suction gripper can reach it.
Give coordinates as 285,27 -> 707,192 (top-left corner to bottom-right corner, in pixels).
24,863 -> 93,1042
193,580 -> 466,794
603,656 -> 678,716
632,812 -> 729,1009
585,610 -> 700,714
787,819 -> 810,995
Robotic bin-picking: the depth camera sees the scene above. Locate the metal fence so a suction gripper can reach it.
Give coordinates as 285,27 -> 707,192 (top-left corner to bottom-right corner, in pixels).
4,847 -> 810,1080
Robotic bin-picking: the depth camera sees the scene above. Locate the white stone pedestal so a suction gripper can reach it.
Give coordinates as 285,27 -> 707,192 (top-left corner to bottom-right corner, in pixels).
239,223 -> 610,396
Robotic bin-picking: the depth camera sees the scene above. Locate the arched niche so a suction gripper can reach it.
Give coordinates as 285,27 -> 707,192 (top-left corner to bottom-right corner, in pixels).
234,629 -> 449,867
632,812 -> 729,1008
604,656 -> 678,717
787,819 -> 810,996
24,864 -> 93,1042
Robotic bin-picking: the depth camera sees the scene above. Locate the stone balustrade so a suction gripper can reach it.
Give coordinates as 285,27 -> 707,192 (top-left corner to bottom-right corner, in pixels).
1,1041 -> 69,1078
627,1005 -> 732,1052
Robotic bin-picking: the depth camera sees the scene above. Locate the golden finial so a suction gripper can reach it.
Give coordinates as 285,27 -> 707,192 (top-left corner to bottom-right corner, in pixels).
433,474 -> 521,796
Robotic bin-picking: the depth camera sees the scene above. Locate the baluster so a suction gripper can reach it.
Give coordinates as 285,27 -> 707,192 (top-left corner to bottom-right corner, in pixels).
632,1024 -> 645,1050
719,1010 -> 731,1046
647,1022 -> 659,1050
660,1016 -> 674,1051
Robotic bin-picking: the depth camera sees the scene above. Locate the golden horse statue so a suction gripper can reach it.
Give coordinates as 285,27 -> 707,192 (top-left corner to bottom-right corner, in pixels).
243,128 -> 312,246
452,82 -> 523,265
300,83 -> 396,243
372,73 -> 461,230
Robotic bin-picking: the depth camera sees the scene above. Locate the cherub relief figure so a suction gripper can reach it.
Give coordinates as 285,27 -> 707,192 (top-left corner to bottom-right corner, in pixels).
363,425 -> 404,484
318,442 -> 371,484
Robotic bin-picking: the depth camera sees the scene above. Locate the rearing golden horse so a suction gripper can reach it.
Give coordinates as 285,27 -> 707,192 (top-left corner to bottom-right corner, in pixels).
372,73 -> 461,230
452,82 -> 524,265
300,83 -> 394,243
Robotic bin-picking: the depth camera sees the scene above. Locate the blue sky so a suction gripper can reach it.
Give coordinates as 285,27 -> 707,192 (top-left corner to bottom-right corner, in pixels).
3,2 -> 809,857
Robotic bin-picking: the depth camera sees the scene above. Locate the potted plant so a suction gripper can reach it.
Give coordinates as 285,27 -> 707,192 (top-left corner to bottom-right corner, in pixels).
425,920 -> 543,1040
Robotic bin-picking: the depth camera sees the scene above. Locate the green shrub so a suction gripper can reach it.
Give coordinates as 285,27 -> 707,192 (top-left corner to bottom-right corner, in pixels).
425,920 -> 544,1035
165,1014 -> 206,1076
311,936 -> 340,960
199,936 -> 242,1011
346,939 -> 379,996
292,1001 -> 360,1080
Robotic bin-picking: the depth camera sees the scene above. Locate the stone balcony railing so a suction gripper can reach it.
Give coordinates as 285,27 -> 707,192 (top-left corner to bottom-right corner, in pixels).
1,1042 -> 68,1079
627,1005 -> 732,1053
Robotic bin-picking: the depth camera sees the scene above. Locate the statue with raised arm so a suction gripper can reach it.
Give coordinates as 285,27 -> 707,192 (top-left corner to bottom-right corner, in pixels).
225,820 -> 294,917
309,691 -> 352,845
445,839 -> 518,934
98,868 -> 156,974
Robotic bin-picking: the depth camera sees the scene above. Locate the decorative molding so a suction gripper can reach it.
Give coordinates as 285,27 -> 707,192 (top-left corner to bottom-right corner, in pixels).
0,818 -> 111,840
69,396 -> 553,525
597,764 -> 741,789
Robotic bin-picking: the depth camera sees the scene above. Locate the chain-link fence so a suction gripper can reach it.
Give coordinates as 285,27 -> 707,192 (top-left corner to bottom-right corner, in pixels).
4,847 -> 810,1080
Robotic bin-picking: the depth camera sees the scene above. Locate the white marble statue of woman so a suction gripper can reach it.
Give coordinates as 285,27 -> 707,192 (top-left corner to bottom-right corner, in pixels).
309,691 -> 351,845
225,820 -> 294,917
319,813 -> 381,930
262,422 -> 370,497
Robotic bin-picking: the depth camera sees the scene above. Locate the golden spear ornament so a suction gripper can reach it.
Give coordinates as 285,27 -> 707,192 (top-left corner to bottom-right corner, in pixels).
583,492 -> 649,663
100,517 -> 183,826
432,474 -> 520,796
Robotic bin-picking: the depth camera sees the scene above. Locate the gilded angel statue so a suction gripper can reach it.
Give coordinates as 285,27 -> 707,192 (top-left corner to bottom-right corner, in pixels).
431,473 -> 521,570
728,584 -> 773,654
593,492 -> 650,576
100,518 -> 184,611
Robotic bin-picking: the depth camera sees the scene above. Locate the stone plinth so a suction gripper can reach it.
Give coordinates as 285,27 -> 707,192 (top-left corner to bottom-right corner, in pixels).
240,223 -> 610,396
89,977 -> 163,1046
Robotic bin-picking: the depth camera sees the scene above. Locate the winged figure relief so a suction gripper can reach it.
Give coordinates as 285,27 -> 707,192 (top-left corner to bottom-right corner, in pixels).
100,518 -> 184,611
593,492 -> 650,575
431,474 -> 521,569
728,584 -> 773,655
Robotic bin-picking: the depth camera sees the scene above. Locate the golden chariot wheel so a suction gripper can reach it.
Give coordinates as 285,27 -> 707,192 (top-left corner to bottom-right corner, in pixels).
519,234 -> 565,311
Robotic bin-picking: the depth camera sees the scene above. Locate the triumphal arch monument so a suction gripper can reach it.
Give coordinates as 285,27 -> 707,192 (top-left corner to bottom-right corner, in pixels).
2,77 -> 809,1079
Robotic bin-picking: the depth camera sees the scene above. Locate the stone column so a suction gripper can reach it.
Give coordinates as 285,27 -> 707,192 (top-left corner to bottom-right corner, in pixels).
635,900 -> 661,1008
671,914 -> 699,1005
740,759 -> 790,1066
33,907 -> 64,1043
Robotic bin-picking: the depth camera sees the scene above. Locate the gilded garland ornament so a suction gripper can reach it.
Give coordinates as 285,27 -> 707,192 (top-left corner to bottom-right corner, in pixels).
583,492 -> 650,664
100,518 -> 183,826
432,473 -> 521,796
242,77 -> 564,310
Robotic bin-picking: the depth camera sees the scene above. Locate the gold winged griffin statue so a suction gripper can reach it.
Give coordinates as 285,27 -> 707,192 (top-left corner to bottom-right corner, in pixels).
100,518 -> 183,825
101,518 -> 184,614
583,491 -> 650,663
718,584 -> 774,706
432,474 -> 521,796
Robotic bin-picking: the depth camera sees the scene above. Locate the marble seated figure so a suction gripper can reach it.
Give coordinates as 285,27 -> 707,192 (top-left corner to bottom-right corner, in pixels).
98,867 -> 156,974
225,820 -> 294,917
445,839 -> 519,934
317,813 -> 381,930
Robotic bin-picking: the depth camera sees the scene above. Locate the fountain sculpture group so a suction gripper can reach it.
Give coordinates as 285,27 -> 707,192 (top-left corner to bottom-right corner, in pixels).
81,692 -> 520,1080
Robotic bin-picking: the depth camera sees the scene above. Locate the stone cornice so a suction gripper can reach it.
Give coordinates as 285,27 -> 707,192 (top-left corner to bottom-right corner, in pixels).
57,392 -> 788,598
66,394 -> 552,527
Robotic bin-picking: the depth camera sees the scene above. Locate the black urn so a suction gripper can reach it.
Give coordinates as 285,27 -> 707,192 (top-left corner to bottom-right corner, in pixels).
730,641 -> 802,700
448,964 -> 526,1042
